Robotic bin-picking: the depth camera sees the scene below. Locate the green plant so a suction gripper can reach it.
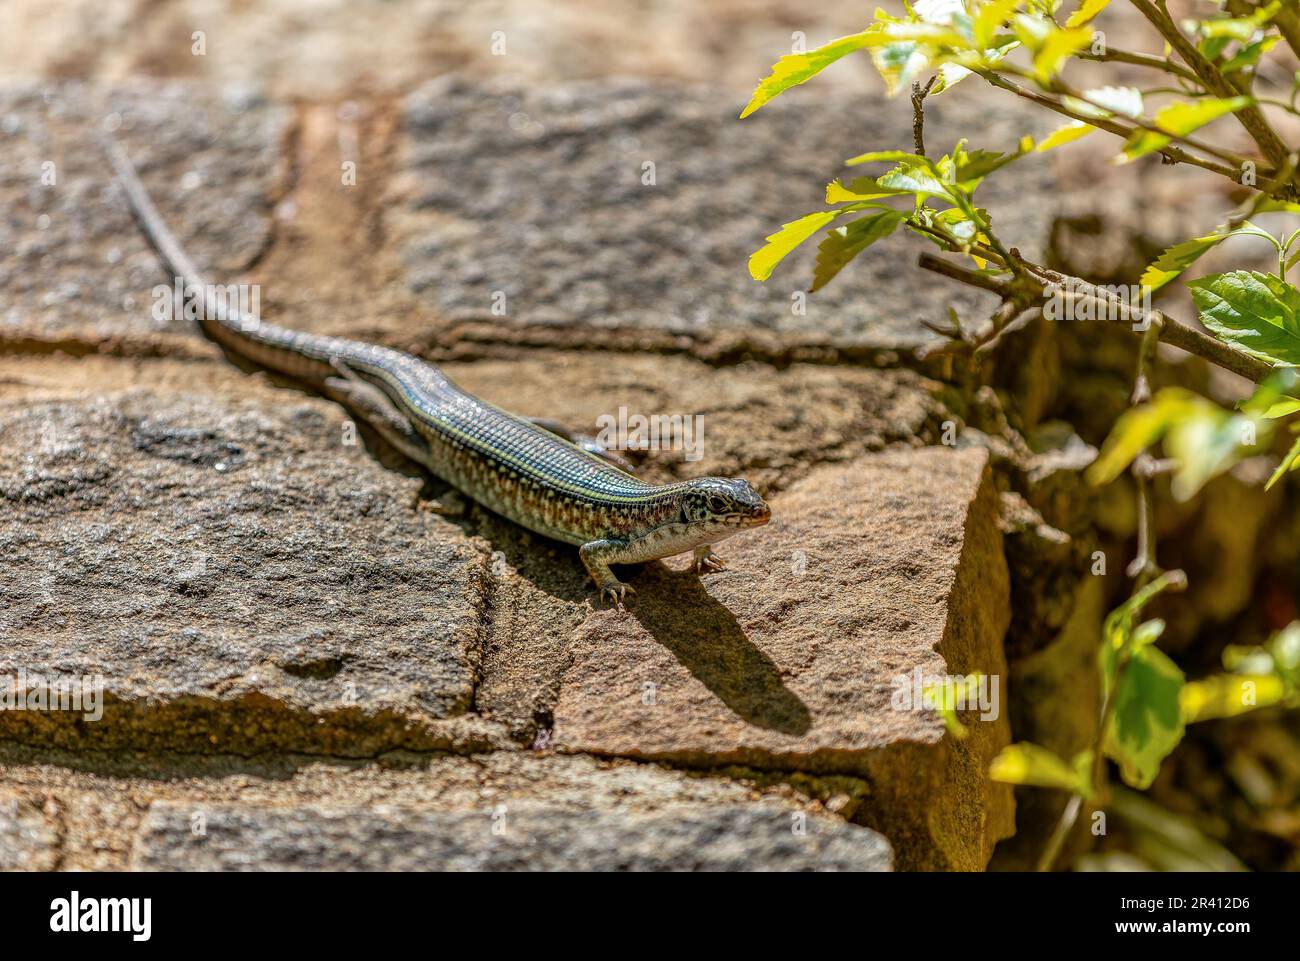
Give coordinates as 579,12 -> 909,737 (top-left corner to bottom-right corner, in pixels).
741,0 -> 1300,870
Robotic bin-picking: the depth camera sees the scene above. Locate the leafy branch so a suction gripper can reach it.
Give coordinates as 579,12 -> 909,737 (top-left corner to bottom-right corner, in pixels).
739,0 -> 1300,871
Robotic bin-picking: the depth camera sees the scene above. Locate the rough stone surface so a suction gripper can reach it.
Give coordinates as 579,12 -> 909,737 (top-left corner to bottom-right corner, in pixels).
0,83 -> 285,343
0,748 -> 889,871
0,67 -> 1031,872
475,446 -> 1014,869
0,793 -> 60,871
0,0 -> 880,103
132,801 -> 890,871
391,77 -> 1058,353
0,356 -> 498,756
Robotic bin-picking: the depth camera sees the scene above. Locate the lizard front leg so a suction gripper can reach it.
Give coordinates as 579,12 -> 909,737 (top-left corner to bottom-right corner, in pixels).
579,538 -> 638,609
694,544 -> 727,574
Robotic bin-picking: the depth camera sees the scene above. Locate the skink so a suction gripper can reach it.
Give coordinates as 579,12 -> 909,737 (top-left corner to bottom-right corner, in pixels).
106,143 -> 770,607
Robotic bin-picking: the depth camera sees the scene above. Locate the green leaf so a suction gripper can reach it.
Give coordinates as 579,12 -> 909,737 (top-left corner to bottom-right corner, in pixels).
1261,398 -> 1300,418
990,742 -> 1091,794
954,144 -> 1031,187
1100,573 -> 1186,705
1222,35 -> 1280,73
1267,434 -> 1300,489
930,37 -> 1020,95
1239,368 -> 1300,418
1189,269 -> 1300,366
1065,0 -> 1110,27
921,671 -> 986,740
811,210 -> 907,291
876,159 -> 951,199
1105,643 -> 1186,789
741,31 -> 884,118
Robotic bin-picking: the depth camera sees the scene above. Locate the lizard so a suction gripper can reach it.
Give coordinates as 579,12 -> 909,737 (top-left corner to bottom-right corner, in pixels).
105,141 -> 771,609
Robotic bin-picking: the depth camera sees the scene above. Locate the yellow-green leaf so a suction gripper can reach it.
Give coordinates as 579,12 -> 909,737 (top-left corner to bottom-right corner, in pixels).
1156,96 -> 1254,136
1140,226 -> 1234,292
824,178 -> 906,203
1119,96 -> 1253,162
1036,120 -> 1094,152
1222,34 -> 1280,73
1181,674 -> 1287,721
990,742 -> 1091,794
1065,0 -> 1110,27
748,210 -> 840,281
1032,24 -> 1093,82
1260,398 -> 1300,419
976,0 -> 1025,47
1267,435 -> 1300,489
1086,389 -> 1197,486
844,149 -> 930,166
740,31 -> 882,119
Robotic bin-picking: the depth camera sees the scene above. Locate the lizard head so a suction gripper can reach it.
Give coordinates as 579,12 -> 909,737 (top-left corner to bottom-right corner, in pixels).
677,477 -> 771,538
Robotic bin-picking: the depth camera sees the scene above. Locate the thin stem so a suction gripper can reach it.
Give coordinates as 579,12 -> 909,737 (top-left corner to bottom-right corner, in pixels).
911,76 -> 936,157
1129,0 -> 1291,171
1078,47 -> 1199,83
974,69 -> 1247,181
1224,0 -> 1300,63
1037,795 -> 1085,872
1127,320 -> 1165,585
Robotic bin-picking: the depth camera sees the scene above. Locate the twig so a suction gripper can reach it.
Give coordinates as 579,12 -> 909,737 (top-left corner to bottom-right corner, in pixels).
1078,47 -> 1199,84
917,254 -> 1277,383
975,69 -> 1252,179
1127,319 -> 1166,584
916,252 -> 1009,293
911,76 -> 936,157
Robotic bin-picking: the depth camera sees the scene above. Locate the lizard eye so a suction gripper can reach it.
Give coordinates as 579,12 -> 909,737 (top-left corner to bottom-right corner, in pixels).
708,495 -> 729,515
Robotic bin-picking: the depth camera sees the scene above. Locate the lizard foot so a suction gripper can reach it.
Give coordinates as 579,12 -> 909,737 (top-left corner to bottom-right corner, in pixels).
694,546 -> 727,575
416,489 -> 468,517
598,580 -> 637,610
